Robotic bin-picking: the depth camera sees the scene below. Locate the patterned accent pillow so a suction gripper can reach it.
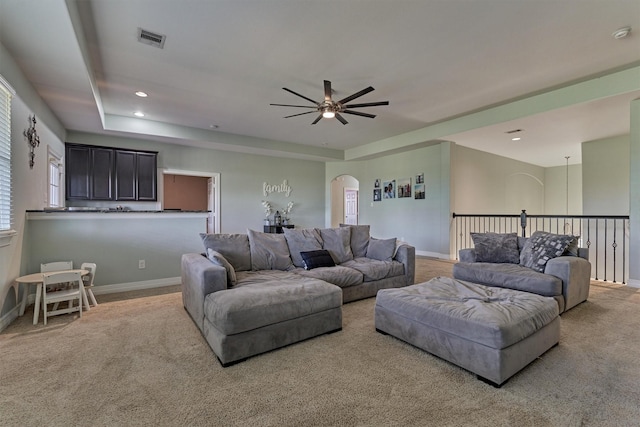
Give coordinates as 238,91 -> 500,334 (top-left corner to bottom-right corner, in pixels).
470,232 -> 520,264
520,231 -> 576,272
563,235 -> 580,257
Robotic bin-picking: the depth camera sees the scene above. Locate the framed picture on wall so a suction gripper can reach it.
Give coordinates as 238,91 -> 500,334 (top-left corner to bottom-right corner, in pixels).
414,184 -> 425,199
374,178 -> 381,188
373,188 -> 382,202
398,178 -> 411,198
383,180 -> 396,199
416,173 -> 424,184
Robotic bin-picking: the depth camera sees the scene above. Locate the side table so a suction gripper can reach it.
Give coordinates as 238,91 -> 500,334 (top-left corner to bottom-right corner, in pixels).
263,224 -> 295,234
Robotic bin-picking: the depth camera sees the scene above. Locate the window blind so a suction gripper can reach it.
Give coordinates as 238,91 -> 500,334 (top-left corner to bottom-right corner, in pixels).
0,75 -> 14,232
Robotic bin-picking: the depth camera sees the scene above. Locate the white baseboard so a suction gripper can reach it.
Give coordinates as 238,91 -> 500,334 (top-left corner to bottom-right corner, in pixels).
626,278 -> 640,288
0,306 -> 19,332
415,250 -> 452,260
91,277 -> 182,295
20,277 -> 182,304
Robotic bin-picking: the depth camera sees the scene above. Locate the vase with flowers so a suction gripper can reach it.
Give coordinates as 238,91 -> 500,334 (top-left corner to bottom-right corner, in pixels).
261,200 -> 272,225
282,201 -> 294,225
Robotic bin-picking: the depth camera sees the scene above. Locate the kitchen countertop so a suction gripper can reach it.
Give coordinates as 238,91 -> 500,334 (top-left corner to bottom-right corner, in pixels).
27,209 -> 210,213
26,209 -> 210,220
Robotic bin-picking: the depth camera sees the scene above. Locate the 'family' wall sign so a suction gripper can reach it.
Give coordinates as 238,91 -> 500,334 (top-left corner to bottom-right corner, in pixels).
263,179 -> 292,197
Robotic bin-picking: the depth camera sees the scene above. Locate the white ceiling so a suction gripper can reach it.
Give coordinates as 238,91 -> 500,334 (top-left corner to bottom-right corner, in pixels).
1,0 -> 639,167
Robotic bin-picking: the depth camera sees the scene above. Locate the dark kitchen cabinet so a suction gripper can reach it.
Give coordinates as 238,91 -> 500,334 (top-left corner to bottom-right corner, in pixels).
115,150 -> 137,200
136,152 -> 157,201
91,147 -> 114,200
66,143 -> 157,201
66,145 -> 91,199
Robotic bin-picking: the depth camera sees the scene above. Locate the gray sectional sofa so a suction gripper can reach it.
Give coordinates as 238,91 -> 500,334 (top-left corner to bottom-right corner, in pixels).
452,231 -> 591,313
181,225 -> 415,366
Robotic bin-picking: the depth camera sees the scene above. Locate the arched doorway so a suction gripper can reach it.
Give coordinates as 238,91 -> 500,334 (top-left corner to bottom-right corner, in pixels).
330,175 -> 359,227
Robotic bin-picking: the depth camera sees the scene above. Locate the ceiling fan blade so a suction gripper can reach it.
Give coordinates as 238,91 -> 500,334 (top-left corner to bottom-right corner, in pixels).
270,103 -> 318,108
311,114 -> 323,125
342,110 -> 376,119
324,80 -> 332,101
335,113 -> 348,125
343,101 -> 389,108
337,86 -> 374,105
284,111 -> 317,118
282,87 -> 318,105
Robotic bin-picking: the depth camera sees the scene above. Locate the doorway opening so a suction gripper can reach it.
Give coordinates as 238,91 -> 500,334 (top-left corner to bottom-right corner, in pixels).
161,169 -> 220,233
330,175 -> 359,227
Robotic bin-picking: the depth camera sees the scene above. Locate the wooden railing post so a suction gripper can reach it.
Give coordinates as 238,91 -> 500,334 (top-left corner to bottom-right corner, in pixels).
520,210 -> 527,238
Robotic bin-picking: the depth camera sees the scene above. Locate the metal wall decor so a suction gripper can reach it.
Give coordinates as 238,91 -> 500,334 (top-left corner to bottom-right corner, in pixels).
24,115 -> 40,169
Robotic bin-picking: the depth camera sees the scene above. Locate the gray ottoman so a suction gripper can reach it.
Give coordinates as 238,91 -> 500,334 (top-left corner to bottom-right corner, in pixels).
203,279 -> 342,366
375,277 -> 560,386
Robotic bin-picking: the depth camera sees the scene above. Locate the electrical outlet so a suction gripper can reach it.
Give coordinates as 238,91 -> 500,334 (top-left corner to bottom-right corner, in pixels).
138,259 -> 146,269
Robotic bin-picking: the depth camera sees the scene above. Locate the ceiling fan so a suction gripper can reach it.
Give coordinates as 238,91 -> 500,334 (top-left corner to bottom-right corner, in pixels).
270,80 -> 389,125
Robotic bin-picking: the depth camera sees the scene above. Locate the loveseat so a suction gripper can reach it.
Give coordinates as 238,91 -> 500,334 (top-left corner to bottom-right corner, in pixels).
452,231 -> 591,313
181,225 -> 415,365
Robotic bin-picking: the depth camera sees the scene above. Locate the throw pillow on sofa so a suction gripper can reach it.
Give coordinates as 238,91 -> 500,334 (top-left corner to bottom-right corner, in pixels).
300,249 -> 336,270
200,233 -> 252,271
247,229 -> 294,271
520,231 -> 576,273
283,228 -> 323,268
470,232 -> 520,264
318,227 -> 354,264
207,248 -> 237,287
366,237 -> 397,261
340,224 -> 371,258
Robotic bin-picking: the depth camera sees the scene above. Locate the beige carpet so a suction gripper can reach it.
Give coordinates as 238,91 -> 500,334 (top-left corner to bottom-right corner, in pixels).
2,258 -> 639,426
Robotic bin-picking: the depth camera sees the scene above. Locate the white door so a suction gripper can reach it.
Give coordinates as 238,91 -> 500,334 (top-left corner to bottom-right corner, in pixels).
207,177 -> 216,233
344,188 -> 358,225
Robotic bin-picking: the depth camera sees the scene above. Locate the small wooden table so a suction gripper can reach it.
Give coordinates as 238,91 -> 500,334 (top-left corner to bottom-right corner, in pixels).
15,269 -> 89,325
263,224 -> 294,234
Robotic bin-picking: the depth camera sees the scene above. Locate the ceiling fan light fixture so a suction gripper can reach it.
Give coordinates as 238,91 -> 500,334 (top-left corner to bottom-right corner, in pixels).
271,80 -> 388,125
322,109 -> 336,119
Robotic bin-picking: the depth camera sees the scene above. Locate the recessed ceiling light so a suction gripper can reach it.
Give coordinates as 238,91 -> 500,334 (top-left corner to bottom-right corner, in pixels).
512,137 -> 521,141
135,91 -> 148,97
612,26 -> 632,39
134,111 -> 145,117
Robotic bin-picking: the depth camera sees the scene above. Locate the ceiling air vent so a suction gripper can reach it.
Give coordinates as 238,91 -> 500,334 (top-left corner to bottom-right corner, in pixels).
137,28 -> 166,49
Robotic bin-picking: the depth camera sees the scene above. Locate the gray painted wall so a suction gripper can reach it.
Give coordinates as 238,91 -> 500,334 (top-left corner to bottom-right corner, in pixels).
582,134 -> 630,216
544,164 -> 582,215
326,142 -> 451,257
453,145 -> 546,215
25,214 -> 205,286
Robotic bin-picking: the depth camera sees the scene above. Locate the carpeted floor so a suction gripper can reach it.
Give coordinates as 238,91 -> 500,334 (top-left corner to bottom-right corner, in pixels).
1,257 -> 639,426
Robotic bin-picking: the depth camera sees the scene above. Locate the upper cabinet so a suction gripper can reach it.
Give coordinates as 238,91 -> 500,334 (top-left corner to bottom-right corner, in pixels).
66,144 -> 91,199
66,143 -> 157,201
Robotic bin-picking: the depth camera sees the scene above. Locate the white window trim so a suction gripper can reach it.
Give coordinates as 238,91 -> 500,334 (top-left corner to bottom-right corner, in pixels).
47,145 -> 64,208
0,74 -> 15,246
